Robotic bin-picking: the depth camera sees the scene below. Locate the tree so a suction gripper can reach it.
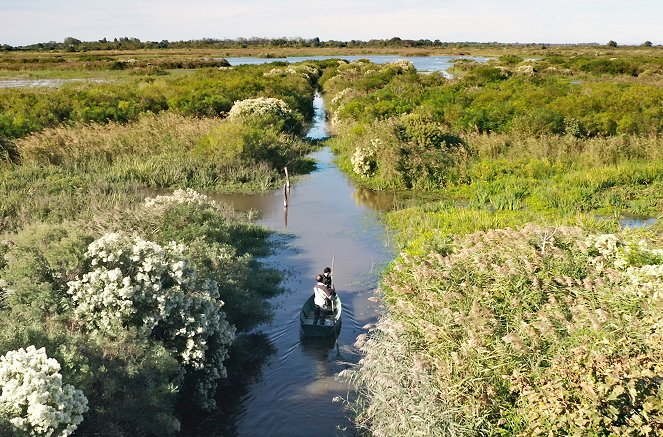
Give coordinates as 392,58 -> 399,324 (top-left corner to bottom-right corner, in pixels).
643,40 -> 653,47
63,36 -> 81,46
607,40 -> 618,47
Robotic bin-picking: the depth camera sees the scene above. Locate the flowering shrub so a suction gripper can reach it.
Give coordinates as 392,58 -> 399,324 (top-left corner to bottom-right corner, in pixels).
228,97 -> 291,121
351,139 -> 380,177
385,60 -> 416,74
67,232 -> 236,408
0,346 -> 88,437
263,64 -> 320,82
351,225 -> 663,435
227,97 -> 302,134
143,188 -> 220,211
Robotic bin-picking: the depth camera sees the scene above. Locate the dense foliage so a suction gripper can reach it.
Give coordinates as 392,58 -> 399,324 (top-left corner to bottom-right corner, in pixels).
0,190 -> 281,435
348,225 -> 663,435
0,346 -> 88,436
0,57 -> 321,434
326,52 -> 663,436
0,63 -> 317,139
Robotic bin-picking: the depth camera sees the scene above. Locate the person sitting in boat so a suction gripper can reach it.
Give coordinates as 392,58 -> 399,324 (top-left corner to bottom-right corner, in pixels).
322,267 -> 333,290
313,274 -> 333,325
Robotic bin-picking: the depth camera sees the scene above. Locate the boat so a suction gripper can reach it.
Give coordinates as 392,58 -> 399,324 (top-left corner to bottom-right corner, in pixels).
300,294 -> 342,338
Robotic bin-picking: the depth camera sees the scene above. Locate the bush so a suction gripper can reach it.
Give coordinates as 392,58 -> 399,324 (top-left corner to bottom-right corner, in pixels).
0,346 -> 88,437
67,231 -> 236,409
227,97 -> 303,134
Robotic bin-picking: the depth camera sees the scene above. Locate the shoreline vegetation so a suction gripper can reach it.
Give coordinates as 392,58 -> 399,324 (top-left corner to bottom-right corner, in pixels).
319,51 -> 663,434
1,43 -> 663,435
0,60 -> 322,435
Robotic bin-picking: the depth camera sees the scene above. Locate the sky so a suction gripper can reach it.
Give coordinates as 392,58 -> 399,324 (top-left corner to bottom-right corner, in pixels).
1,0 -> 661,46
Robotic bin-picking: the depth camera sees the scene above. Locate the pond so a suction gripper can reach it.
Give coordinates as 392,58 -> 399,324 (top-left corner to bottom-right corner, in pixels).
224,54 -> 489,76
189,92 -> 395,436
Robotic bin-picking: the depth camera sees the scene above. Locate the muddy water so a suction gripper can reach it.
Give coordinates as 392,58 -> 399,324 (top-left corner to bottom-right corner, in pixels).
211,93 -> 395,436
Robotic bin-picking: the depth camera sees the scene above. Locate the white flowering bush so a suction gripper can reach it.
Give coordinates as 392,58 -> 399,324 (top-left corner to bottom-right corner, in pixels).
385,59 -> 416,74
263,64 -> 319,81
228,97 -> 292,121
227,97 -> 301,133
351,139 -> 380,177
68,232 -> 235,368
0,346 -> 88,437
143,188 -> 220,211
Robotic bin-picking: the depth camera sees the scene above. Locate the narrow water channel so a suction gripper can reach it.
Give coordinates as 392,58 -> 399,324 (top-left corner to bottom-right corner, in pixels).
211,93 -> 395,436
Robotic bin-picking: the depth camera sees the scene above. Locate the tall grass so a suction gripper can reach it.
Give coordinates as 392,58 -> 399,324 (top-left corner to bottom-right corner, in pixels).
348,225 -> 663,435
1,111 -> 315,232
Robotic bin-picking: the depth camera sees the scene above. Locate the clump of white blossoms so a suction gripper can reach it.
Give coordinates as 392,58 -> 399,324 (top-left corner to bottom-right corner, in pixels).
67,232 -> 235,371
585,233 -> 629,270
351,138 -> 380,177
0,346 -> 88,437
143,188 -> 220,211
227,97 -> 292,121
585,233 -> 663,298
385,60 -> 416,73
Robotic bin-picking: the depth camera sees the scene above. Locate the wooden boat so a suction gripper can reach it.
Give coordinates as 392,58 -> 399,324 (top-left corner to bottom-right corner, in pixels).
300,294 -> 342,337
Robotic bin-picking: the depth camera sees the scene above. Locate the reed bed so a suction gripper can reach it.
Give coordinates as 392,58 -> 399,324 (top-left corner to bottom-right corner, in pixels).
349,225 -> 663,435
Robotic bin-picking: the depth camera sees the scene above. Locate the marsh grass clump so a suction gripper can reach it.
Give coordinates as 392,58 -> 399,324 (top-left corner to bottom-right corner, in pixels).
1,110 -> 315,232
350,224 -> 663,435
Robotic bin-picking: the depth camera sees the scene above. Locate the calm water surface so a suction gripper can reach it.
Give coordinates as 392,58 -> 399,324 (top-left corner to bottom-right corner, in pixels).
225,54 -> 488,75
208,93 -> 395,436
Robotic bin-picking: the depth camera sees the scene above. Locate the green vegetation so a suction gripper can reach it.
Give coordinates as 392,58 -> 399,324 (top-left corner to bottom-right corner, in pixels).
0,57 -> 323,435
0,193 -> 281,435
0,63 -> 316,139
323,53 -> 663,435
349,226 -> 663,435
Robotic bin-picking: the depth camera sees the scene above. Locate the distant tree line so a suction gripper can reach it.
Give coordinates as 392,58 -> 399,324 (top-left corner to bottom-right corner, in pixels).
1,36 -> 658,52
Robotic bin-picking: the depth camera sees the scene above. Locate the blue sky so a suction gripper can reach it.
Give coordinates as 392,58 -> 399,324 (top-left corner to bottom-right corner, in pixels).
1,0 -> 660,46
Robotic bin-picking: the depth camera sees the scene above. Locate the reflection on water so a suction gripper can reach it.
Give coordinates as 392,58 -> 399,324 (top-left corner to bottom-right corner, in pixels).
180,333 -> 277,436
0,78 -> 108,88
203,93 -> 395,436
306,91 -> 329,140
224,54 -> 489,75
352,187 -> 398,211
620,216 -> 658,229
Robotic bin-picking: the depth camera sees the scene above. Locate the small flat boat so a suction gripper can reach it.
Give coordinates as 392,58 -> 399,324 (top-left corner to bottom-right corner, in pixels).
300,294 -> 342,337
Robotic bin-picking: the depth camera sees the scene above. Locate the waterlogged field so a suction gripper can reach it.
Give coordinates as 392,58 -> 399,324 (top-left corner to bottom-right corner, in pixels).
321,51 -> 663,434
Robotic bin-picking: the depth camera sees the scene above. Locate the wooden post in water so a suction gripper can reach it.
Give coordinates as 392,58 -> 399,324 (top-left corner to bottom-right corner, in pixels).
283,183 -> 288,208
284,167 -> 291,190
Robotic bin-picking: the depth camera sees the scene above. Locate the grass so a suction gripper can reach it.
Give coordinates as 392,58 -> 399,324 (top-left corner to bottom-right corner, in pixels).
323,57 -> 663,435
349,225 -> 663,435
0,111 -> 316,233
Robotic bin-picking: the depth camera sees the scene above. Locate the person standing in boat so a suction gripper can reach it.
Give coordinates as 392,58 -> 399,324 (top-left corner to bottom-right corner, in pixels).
313,274 -> 333,325
322,267 -> 333,290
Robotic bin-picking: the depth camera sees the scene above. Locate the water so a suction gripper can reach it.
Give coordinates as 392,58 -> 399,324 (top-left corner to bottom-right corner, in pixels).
224,54 -> 489,75
0,78 -> 107,88
203,92 -> 395,436
620,216 -> 658,228
0,55 -> 487,89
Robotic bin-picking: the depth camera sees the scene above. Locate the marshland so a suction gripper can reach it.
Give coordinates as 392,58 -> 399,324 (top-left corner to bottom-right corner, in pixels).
1,40 -> 663,436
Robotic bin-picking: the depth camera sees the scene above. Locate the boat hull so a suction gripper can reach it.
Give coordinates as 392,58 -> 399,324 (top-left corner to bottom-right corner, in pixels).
300,294 -> 342,337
